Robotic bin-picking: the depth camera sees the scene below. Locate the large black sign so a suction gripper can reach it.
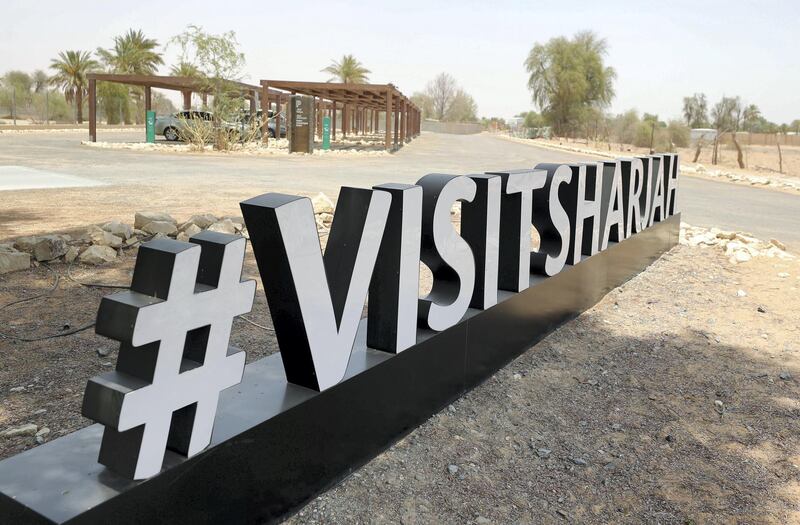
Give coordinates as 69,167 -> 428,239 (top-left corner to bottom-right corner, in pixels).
0,155 -> 680,524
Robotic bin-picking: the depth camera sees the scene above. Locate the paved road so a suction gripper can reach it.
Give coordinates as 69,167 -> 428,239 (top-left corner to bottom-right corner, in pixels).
0,131 -> 798,247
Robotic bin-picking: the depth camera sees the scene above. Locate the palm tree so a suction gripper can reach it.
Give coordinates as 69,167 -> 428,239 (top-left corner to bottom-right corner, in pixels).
49,50 -> 99,123
97,29 -> 164,124
96,29 -> 164,75
321,55 -> 370,83
170,61 -> 201,78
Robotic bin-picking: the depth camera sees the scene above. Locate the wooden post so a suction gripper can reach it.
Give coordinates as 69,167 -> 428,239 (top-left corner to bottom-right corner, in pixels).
261,83 -> 269,145
144,86 -> 152,113
88,78 -> 97,142
394,99 -> 400,147
182,91 -> 191,110
401,100 -> 407,143
332,101 -> 337,141
316,98 -> 322,138
275,95 -> 282,141
342,103 -> 348,138
385,91 -> 392,150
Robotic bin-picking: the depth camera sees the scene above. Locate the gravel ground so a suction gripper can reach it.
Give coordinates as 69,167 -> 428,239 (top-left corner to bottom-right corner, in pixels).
1,238 -> 799,523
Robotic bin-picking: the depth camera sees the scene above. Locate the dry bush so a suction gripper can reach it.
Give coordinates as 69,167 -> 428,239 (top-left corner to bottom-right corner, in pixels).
177,116 -> 213,151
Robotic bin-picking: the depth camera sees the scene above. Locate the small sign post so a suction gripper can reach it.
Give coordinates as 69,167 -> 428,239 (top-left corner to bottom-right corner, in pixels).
289,95 -> 315,154
146,110 -> 156,144
322,115 -> 331,150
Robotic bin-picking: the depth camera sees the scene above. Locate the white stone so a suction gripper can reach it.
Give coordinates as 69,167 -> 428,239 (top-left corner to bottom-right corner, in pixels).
88,226 -> 123,248
102,220 -> 134,240
778,272 -> 790,278
0,250 -> 30,274
65,246 -> 80,264
207,219 -> 237,234
311,192 -> 335,214
181,213 -> 218,230
733,250 -> 752,263
79,245 -> 117,265
134,211 -> 177,230
1,424 -> 38,438
182,223 -> 202,239
736,289 -> 747,297
223,216 -> 245,232
142,221 -> 178,236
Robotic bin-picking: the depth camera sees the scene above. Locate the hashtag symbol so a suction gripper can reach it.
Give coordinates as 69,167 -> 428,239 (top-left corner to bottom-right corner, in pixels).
82,231 -> 255,479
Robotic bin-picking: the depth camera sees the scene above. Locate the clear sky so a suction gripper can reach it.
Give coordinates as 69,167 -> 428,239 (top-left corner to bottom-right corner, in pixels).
2,0 -> 798,123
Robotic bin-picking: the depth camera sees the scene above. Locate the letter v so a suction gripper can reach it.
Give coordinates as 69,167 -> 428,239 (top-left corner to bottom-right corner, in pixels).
241,188 -> 391,391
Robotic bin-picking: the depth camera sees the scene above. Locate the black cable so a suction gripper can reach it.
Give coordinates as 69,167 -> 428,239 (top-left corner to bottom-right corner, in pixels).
0,322 -> 96,342
0,263 -> 97,342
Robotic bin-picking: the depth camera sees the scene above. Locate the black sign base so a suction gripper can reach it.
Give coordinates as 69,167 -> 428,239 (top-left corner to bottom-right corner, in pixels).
0,215 -> 679,524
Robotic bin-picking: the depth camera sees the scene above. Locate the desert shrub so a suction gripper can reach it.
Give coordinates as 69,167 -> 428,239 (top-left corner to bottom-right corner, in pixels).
667,120 -> 690,148
177,115 -> 214,151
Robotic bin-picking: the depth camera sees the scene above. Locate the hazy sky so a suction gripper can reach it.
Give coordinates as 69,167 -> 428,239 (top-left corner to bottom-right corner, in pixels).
2,0 -> 798,123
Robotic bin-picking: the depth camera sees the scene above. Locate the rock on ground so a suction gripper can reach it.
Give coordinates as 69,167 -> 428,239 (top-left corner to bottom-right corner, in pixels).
177,223 -> 203,242
1,424 -> 37,438
134,211 -> 177,230
181,213 -> 218,230
311,192 -> 335,214
101,220 -> 134,240
0,248 -> 30,274
88,226 -> 123,248
141,221 -> 178,236
79,245 -> 117,265
207,219 -> 237,235
14,235 -> 68,262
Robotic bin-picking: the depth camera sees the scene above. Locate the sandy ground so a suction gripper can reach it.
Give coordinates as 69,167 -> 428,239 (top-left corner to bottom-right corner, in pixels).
1,232 -> 799,523
500,135 -> 800,195
531,136 -> 800,179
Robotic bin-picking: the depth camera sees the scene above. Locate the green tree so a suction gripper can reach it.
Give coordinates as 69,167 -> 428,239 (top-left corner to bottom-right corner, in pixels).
97,81 -> 130,124
171,25 -> 247,150
522,111 -> 544,129
321,55 -> 370,83
96,29 -> 164,75
3,71 -> 33,96
411,92 -> 434,120
610,109 -> 639,145
742,104 -> 761,132
97,29 -> 164,124
49,50 -> 99,123
524,31 -> 616,136
445,89 -> 478,122
32,70 -> 49,93
710,96 -> 745,167
682,93 -> 709,128
666,120 -> 690,149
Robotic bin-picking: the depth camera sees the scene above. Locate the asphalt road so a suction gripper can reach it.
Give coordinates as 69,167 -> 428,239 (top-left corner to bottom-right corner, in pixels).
0,131 -> 798,247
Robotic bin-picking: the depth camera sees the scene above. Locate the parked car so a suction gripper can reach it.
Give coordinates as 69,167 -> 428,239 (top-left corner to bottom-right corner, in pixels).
239,110 -> 287,138
155,111 -> 210,141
